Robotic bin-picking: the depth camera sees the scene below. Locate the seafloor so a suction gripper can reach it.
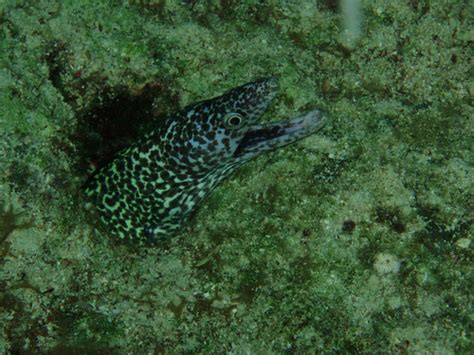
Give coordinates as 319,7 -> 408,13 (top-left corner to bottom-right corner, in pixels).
0,0 -> 472,353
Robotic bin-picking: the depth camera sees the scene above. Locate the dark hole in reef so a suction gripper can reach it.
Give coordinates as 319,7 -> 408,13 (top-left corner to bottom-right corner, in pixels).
43,35 -> 181,179
72,83 -> 178,174
342,220 -> 356,234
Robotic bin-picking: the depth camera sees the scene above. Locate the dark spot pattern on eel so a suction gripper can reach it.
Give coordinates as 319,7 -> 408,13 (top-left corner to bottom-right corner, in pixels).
84,77 -> 328,244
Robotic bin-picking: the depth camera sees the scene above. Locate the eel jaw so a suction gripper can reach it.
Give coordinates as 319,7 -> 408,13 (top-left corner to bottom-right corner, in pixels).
234,109 -> 328,159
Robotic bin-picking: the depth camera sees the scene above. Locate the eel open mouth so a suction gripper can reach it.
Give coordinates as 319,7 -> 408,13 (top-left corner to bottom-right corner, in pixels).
234,109 -> 328,158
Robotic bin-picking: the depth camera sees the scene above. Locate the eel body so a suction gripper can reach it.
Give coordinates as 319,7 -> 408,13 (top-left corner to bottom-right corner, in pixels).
85,77 -> 327,243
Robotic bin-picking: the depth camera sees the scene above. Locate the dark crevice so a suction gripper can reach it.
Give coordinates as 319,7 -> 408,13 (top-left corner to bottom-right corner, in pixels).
74,84 -> 163,170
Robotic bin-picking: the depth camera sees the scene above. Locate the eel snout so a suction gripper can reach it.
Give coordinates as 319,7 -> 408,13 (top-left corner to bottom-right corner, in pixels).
235,109 -> 328,158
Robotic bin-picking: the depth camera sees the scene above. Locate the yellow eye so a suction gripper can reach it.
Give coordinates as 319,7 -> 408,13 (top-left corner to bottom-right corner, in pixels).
224,113 -> 244,128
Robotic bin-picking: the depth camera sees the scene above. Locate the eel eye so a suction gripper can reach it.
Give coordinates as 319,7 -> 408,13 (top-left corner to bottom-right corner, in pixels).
224,113 -> 244,128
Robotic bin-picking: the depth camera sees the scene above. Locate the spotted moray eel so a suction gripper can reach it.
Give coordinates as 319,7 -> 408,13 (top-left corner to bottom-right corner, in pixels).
85,77 -> 327,243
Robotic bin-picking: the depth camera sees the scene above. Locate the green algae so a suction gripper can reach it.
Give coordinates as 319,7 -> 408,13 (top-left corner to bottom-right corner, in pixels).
0,0 -> 472,353
0,200 -> 32,245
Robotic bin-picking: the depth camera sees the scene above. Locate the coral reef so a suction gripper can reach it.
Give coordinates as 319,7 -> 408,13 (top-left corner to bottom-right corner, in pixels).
0,0 -> 472,353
